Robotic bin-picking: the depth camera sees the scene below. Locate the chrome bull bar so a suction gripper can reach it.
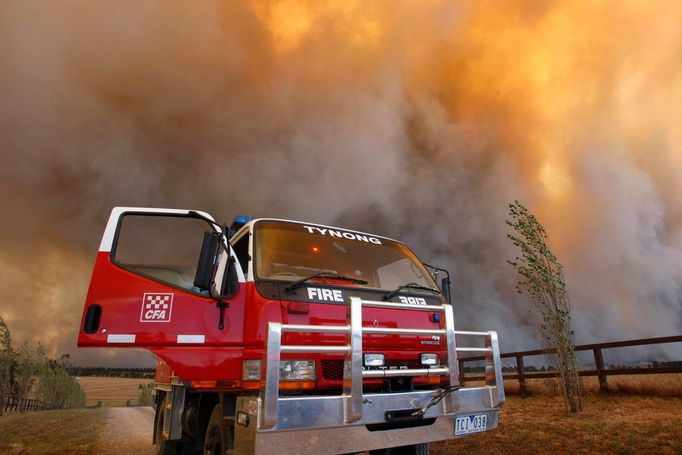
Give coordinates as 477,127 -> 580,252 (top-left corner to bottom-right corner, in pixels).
261,296 -> 504,430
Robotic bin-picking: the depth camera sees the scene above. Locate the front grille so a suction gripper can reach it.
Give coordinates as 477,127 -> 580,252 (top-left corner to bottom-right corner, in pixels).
320,359 -> 423,381
321,360 -> 345,381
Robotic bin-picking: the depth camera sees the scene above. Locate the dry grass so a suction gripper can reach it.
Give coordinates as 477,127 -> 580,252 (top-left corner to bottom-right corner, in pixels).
501,373 -> 682,397
582,374 -> 682,396
0,408 -> 106,454
0,388 -> 680,454
76,376 -> 152,407
3,376 -> 679,455
432,394 -> 682,455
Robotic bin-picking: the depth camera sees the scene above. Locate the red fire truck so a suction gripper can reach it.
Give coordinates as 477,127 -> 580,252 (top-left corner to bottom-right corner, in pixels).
78,207 -> 504,454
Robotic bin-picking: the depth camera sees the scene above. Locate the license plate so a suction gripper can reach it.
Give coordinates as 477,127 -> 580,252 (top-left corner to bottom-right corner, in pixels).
455,414 -> 487,436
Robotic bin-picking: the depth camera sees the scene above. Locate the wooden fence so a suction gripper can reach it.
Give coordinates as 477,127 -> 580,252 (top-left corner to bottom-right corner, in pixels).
458,334 -> 682,395
2,396 -> 54,413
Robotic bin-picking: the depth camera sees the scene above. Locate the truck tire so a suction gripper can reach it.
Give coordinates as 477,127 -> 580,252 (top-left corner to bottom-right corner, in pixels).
204,403 -> 232,455
370,443 -> 429,455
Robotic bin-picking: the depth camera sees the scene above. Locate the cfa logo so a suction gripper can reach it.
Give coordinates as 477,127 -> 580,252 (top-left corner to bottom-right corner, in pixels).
140,293 -> 173,322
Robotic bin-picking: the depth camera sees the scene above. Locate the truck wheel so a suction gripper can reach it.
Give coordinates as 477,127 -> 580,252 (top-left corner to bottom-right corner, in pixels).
204,403 -> 232,455
369,443 -> 429,455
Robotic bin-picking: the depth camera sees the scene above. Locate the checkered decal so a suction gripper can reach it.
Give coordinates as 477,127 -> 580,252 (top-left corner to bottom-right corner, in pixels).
140,293 -> 173,322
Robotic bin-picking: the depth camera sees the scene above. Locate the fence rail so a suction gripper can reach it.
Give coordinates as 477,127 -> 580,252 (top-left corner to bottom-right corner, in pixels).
458,334 -> 682,395
2,396 -> 55,413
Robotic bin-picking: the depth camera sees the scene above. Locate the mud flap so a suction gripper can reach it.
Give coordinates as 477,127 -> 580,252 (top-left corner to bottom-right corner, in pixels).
163,384 -> 186,441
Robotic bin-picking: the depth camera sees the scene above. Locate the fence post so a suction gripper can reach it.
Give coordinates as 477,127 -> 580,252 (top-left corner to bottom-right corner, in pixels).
516,355 -> 530,397
593,348 -> 609,393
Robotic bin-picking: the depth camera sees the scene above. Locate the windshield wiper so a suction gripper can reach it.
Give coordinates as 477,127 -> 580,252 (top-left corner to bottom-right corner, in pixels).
284,272 -> 368,293
383,283 -> 441,301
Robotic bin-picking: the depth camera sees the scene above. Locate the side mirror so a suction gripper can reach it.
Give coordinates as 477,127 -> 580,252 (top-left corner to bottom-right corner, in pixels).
441,276 -> 452,305
219,256 -> 239,298
194,231 -> 221,291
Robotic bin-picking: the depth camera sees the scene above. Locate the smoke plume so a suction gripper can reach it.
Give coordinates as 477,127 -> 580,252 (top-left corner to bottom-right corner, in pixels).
1,1 -> 680,365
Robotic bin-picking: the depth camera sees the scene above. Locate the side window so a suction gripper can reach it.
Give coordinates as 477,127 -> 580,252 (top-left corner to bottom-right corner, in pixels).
112,214 -> 214,293
231,234 -> 250,275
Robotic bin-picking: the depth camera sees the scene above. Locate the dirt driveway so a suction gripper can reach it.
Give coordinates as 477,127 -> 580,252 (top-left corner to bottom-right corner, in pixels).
95,406 -> 155,454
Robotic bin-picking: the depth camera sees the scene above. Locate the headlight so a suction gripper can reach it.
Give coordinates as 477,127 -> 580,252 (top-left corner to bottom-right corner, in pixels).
279,360 -> 316,380
420,353 -> 439,366
243,359 -> 317,381
243,360 -> 262,380
364,353 -> 385,367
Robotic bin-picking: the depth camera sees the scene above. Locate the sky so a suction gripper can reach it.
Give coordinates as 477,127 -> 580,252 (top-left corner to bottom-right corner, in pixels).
0,0 -> 681,366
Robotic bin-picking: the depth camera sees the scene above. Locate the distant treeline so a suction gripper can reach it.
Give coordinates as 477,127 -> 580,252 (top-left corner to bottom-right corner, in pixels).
68,367 -> 155,379
464,361 -> 682,374
0,317 -> 85,414
651,361 -> 682,369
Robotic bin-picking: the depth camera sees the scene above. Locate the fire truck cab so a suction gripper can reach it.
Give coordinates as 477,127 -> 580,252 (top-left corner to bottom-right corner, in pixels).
78,207 -> 504,455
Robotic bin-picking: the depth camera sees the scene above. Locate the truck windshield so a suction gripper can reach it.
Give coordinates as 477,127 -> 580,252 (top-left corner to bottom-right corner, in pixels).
254,220 -> 437,292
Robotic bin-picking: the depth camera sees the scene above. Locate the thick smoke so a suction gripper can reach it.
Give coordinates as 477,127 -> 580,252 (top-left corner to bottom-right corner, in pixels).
0,1 -> 680,365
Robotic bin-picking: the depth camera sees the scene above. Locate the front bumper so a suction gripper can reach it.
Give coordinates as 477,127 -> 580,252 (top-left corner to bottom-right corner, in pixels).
234,385 -> 502,454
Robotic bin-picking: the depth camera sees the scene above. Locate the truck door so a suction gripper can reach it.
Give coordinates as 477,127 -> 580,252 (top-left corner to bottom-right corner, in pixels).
78,207 -> 245,350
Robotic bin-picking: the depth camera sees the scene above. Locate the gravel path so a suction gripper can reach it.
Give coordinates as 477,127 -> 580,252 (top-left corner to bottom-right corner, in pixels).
95,406 -> 155,454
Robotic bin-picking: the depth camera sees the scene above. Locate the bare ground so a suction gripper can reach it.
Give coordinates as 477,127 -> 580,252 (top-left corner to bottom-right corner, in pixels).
94,407 -> 155,455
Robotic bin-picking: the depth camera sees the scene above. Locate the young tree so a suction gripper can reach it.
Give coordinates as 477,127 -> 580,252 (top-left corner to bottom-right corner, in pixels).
12,341 -> 42,411
507,201 -> 582,412
37,355 -> 85,409
0,318 -> 84,411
